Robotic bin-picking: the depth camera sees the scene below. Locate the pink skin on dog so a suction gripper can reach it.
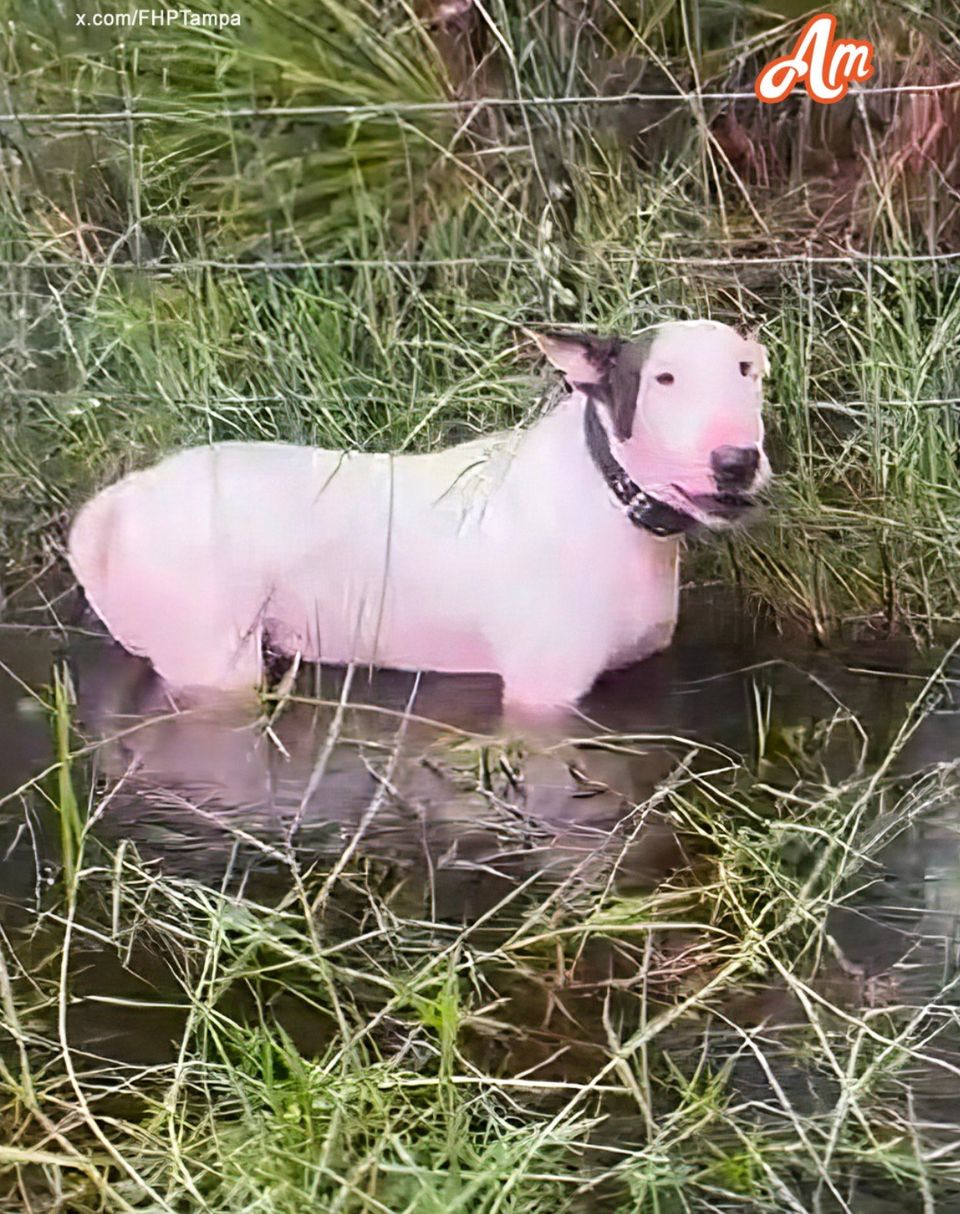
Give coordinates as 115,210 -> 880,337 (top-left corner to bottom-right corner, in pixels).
68,320 -> 770,707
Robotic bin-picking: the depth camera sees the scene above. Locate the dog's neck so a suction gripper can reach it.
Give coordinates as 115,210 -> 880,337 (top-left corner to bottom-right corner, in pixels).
581,396 -> 694,537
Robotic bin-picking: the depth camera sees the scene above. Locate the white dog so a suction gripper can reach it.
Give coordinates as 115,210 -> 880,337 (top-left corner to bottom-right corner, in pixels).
68,320 -> 770,706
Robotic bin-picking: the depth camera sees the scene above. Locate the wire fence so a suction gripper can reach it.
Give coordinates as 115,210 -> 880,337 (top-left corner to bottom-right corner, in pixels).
6,386 -> 958,409
3,253 -> 960,271
2,79 -> 957,286
2,33 -> 958,639
2,78 -> 959,124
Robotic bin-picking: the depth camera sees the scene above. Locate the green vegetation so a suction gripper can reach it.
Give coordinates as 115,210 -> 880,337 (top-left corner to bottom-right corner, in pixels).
1,1 -> 959,1210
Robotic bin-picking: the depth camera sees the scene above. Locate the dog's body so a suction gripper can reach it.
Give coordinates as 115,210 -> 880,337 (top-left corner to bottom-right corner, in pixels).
69,320 -> 769,706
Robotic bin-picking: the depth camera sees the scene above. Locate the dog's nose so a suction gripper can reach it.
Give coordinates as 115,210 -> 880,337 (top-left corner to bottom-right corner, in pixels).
710,445 -> 759,490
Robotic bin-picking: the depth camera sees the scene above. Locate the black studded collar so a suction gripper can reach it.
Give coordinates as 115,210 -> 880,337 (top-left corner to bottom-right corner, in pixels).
582,396 -> 695,538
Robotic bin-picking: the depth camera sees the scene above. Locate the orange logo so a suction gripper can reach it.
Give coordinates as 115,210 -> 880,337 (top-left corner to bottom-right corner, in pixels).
755,14 -> 874,104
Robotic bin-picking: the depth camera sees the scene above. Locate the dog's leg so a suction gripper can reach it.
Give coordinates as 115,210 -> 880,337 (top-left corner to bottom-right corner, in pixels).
110,582 -> 266,694
500,672 -> 596,710
148,618 -> 264,694
487,584 -> 615,710
497,636 -> 610,709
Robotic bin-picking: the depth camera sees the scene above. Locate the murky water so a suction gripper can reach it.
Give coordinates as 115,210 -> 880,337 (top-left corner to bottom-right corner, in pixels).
1,598 -> 956,919
0,589 -> 958,1208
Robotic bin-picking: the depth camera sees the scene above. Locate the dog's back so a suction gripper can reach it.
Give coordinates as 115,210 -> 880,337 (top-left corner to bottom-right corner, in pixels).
67,436 -> 517,689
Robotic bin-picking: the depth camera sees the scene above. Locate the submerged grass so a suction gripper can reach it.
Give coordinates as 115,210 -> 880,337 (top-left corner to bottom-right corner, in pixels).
1,0 -> 960,1210
50,664 -> 82,891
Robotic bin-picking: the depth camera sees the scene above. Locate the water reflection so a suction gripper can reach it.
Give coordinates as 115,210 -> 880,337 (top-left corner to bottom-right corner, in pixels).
0,595 -> 955,897
54,604 -> 952,891
0,593 -> 957,1094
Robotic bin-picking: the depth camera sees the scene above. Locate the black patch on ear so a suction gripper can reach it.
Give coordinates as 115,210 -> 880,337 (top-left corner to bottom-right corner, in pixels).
606,335 -> 653,441
542,331 -> 621,384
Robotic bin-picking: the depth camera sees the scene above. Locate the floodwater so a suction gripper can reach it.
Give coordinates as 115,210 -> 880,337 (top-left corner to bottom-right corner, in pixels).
0,589 -> 958,1207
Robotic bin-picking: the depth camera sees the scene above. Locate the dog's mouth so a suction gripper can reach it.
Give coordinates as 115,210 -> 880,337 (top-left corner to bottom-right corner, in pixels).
639,486 -> 760,534
684,490 -> 758,521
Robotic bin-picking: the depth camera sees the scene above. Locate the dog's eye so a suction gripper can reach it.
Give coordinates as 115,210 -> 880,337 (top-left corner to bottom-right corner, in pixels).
739,361 -> 753,377
655,373 -> 674,386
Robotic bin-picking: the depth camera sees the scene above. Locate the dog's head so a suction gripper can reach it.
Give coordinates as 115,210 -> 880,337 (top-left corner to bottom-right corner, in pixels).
534,320 -> 771,530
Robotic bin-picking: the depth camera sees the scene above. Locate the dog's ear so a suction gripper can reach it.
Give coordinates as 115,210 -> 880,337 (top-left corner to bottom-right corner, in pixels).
742,331 -> 770,377
528,330 -> 619,386
608,335 -> 653,441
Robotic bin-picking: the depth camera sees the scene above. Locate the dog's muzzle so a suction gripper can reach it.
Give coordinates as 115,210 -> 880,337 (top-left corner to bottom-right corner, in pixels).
710,445 -> 760,492
682,490 -> 759,523
647,483 -> 760,530
584,398 -> 764,535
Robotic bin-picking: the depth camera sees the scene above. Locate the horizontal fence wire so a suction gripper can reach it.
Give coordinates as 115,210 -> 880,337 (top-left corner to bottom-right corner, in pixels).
5,388 -> 957,409
2,82 -> 956,282
3,253 -> 960,272
1,80 -> 959,124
